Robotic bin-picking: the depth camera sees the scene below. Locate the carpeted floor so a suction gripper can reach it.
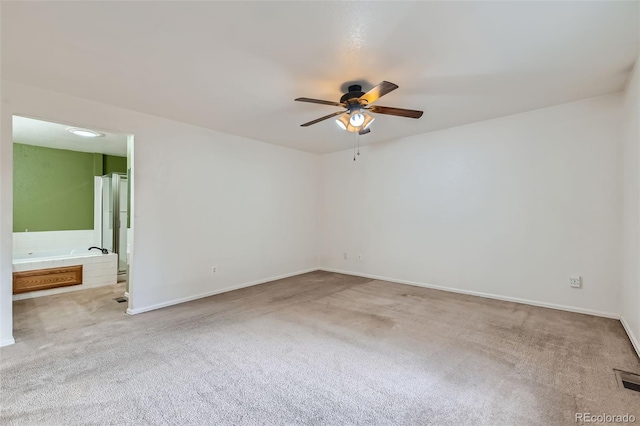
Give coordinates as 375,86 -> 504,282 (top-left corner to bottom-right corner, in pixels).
1,271 -> 639,425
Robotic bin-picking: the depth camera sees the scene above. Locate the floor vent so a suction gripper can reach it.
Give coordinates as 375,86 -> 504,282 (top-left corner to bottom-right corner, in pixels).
614,370 -> 640,393
114,297 -> 127,303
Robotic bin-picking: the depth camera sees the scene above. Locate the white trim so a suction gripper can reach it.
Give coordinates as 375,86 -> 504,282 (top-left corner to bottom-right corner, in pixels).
93,176 -> 102,247
319,268 -> 621,319
126,268 -> 317,315
0,338 -> 15,347
124,291 -> 129,298
621,315 -> 640,359
126,134 -> 135,314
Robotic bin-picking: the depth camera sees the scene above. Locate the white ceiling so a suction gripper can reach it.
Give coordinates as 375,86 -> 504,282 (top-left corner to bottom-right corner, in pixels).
2,1 -> 638,154
13,116 -> 128,157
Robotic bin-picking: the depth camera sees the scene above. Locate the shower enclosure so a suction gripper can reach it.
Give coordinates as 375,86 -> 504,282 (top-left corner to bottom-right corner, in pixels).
101,173 -> 128,275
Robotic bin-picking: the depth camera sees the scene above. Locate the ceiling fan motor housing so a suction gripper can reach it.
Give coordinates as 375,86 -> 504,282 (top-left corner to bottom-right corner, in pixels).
340,84 -> 365,105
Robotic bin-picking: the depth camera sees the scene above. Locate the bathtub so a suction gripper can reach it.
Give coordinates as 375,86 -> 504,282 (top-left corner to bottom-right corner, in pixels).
13,248 -> 108,262
12,248 -> 119,300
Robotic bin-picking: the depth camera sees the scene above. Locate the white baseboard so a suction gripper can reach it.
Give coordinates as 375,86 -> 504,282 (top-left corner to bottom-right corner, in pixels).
620,315 -> 640,359
319,268 -> 621,320
126,268 -> 317,315
0,338 -> 16,347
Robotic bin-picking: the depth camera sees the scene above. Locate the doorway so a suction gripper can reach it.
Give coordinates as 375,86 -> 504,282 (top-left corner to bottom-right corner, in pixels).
11,115 -> 134,341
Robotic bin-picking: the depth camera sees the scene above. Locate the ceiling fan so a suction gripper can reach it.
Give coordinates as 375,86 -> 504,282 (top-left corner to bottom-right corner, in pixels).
295,81 -> 423,135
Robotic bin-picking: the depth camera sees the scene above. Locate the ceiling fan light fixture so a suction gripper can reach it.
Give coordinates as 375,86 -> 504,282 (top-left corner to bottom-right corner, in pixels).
349,112 -> 365,127
295,80 -> 422,137
337,114 -> 352,132
362,114 -> 375,129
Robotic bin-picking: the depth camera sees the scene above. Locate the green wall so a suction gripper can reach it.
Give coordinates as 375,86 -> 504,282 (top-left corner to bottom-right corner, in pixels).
13,143 -> 126,232
104,155 -> 127,175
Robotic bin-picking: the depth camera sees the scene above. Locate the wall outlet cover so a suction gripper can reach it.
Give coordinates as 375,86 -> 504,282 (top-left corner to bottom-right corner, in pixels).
569,275 -> 581,288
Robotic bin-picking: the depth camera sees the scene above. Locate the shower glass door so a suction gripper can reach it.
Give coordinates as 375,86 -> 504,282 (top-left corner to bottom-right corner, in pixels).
101,173 -> 128,274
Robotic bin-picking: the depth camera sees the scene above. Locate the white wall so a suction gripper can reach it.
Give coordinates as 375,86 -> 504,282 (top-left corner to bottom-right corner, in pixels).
319,94 -> 623,317
0,80 -> 633,348
0,81 -> 14,346
622,57 -> 640,356
0,81 -> 319,344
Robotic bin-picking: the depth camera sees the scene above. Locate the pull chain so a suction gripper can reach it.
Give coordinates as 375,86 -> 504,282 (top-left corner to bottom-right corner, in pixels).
353,131 -> 357,161
357,132 -> 360,156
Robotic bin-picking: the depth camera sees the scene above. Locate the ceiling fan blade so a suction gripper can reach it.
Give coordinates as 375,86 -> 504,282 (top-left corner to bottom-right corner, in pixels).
358,81 -> 399,105
300,111 -> 346,127
367,105 -> 423,119
359,127 -> 371,135
295,97 -> 345,107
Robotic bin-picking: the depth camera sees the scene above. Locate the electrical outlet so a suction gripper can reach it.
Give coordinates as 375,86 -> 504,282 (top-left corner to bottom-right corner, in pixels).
343,253 -> 348,260
211,266 -> 217,275
569,275 -> 581,288
358,254 -> 363,261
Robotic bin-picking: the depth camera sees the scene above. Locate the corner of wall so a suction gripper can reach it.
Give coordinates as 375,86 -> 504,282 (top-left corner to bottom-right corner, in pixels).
0,337 -> 16,347
621,52 -> 640,359
621,315 -> 640,359
0,86 -> 15,346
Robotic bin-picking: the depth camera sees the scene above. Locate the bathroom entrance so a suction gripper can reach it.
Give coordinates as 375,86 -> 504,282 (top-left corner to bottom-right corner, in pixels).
10,115 -> 135,344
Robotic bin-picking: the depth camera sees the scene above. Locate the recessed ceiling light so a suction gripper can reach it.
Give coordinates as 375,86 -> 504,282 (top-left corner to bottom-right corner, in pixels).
67,128 -> 104,138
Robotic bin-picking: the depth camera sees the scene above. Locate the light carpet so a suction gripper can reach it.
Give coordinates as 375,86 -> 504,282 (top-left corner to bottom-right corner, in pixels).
1,271 -> 639,425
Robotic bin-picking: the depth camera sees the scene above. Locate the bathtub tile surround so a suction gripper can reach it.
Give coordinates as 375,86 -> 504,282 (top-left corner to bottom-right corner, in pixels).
12,252 -> 118,300
13,230 -> 98,254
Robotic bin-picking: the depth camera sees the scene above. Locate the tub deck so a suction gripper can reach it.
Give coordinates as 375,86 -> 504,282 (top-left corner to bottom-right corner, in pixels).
12,251 -> 118,300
